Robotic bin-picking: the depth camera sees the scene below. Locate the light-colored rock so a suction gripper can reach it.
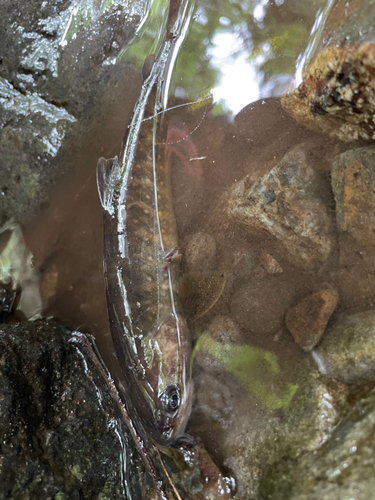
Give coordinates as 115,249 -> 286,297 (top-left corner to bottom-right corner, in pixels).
221,146 -> 334,269
282,43 -> 375,142
314,309 -> 375,384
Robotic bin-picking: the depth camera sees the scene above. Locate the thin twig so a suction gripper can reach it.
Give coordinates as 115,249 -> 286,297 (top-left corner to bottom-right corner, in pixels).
156,448 -> 182,500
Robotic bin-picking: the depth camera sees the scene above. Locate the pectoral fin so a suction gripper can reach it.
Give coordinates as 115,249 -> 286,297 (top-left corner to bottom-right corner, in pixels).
96,156 -> 121,211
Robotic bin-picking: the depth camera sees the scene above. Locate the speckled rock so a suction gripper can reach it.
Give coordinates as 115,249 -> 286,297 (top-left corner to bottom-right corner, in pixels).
314,309 -> 375,384
260,253 -> 283,274
184,232 -> 217,273
221,146 -> 334,269
331,146 -> 375,252
285,288 -> 339,351
259,386 -> 375,500
230,275 -> 296,336
282,43 -> 375,141
0,320 -> 139,499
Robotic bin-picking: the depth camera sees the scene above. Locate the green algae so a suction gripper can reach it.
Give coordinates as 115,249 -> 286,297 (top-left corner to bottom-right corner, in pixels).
193,333 -> 298,410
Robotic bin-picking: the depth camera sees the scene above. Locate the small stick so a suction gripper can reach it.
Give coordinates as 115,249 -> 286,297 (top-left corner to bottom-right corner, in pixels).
156,448 -> 182,500
69,332 -> 168,500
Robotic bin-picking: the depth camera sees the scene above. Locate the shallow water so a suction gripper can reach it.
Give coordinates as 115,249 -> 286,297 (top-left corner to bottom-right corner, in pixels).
4,0 -> 375,497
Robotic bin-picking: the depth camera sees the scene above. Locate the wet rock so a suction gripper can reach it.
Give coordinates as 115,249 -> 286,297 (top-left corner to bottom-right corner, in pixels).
196,444 -> 234,500
180,273 -> 226,321
281,43 -> 375,141
259,386 -> 375,500
314,309 -> 375,384
331,146 -> 375,253
222,146 -> 334,269
206,316 -> 243,345
165,438 -> 235,500
197,355 -> 338,500
0,320 -> 139,499
184,232 -> 217,273
285,288 -> 339,351
260,253 -> 283,274
0,0 -> 141,225
230,275 -> 296,336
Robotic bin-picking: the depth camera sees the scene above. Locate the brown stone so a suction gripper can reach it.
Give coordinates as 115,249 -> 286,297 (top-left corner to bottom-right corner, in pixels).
281,43 -> 375,142
261,252 -> 283,274
285,289 -> 339,351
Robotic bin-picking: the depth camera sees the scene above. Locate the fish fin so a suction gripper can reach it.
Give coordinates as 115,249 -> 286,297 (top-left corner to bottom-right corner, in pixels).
96,156 -> 121,211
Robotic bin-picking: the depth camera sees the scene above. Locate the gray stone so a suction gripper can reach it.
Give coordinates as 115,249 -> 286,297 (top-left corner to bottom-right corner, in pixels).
230,275 -> 296,336
259,386 -> 375,500
221,146 -> 334,269
314,309 -> 375,384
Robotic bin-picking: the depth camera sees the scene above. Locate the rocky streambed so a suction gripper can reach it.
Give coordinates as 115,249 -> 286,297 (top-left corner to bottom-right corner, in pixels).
1,1 -> 375,499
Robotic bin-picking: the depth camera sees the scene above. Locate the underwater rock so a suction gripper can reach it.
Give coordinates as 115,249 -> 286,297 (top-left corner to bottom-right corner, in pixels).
281,43 -> 375,141
206,315 -> 243,345
259,385 -> 375,500
314,309 -> 375,384
331,146 -> 375,252
184,232 -> 217,273
285,288 -> 339,351
230,275 -> 296,336
0,320 -> 138,499
200,354 -> 338,500
260,252 -> 283,274
221,146 -> 334,269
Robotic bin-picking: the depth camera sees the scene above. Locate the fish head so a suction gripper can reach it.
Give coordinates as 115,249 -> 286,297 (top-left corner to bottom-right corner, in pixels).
139,313 -> 193,446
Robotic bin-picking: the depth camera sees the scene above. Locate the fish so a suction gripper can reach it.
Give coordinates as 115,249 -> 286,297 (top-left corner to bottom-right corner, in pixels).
96,23 -> 193,446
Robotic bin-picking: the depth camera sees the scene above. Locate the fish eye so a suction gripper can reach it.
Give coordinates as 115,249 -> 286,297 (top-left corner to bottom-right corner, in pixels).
162,385 -> 180,413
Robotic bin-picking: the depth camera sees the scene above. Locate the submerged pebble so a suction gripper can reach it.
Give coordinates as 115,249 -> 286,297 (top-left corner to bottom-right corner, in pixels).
184,232 -> 217,273
285,288 -> 339,351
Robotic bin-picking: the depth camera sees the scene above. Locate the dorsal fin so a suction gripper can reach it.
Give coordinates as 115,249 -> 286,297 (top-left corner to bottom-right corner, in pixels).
96,156 -> 121,212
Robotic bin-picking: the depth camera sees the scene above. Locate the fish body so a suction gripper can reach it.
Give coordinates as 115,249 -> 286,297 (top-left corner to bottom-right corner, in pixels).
97,42 -> 192,446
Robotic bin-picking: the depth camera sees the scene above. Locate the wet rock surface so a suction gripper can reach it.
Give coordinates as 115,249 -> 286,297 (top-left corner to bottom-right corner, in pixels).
220,145 -> 334,269
0,0 -> 141,226
285,288 -> 339,351
314,309 -> 375,385
281,43 -> 375,141
331,146 -> 375,253
0,320 -> 138,500
259,385 -> 375,500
